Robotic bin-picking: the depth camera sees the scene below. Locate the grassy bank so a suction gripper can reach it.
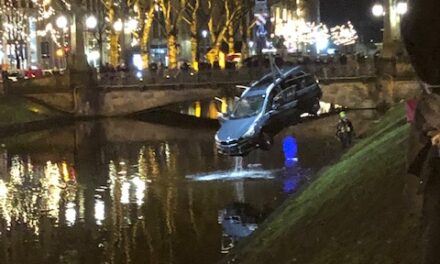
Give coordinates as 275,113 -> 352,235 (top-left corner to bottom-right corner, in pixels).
224,105 -> 422,264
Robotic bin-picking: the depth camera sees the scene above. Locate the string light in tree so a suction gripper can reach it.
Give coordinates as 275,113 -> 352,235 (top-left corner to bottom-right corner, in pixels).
331,21 -> 359,46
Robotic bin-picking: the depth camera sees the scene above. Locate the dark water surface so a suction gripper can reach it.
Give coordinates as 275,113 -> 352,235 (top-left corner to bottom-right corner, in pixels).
0,111 -> 354,264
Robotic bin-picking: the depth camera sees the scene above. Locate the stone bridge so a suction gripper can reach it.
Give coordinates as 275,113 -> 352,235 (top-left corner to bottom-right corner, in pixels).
4,65 -> 419,116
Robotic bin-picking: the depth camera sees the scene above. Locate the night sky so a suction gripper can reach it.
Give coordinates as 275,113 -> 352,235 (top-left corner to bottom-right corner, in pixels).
320,0 -> 383,43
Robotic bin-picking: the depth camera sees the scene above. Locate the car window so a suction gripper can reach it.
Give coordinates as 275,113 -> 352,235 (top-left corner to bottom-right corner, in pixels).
267,87 -> 282,111
230,95 -> 266,119
305,76 -> 316,86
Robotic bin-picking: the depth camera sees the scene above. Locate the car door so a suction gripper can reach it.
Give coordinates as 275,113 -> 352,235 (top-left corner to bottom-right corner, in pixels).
272,93 -> 295,126
296,75 -> 321,110
276,75 -> 301,123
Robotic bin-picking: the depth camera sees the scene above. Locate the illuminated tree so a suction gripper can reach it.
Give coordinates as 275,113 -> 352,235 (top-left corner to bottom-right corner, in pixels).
0,5 -> 29,69
330,21 -> 359,46
205,0 -> 246,65
156,0 -> 188,70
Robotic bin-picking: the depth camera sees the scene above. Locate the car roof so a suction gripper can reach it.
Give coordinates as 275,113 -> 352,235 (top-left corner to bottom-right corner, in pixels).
243,66 -> 306,97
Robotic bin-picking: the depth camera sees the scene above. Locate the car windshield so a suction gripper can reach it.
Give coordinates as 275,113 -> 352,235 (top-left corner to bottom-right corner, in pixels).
230,95 -> 265,119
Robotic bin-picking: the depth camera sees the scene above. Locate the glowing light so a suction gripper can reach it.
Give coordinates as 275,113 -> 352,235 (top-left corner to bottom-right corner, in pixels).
0,180 -> 7,198
136,71 -> 143,80
133,54 -> 143,70
88,50 -> 100,61
86,15 -> 98,29
65,202 -> 76,226
113,20 -> 123,32
201,30 -> 208,38
94,199 -> 105,225
56,15 -> 68,29
194,101 -> 202,118
397,2 -> 408,15
125,18 -> 138,32
56,49 -> 64,57
331,22 -> 359,46
372,4 -> 385,17
121,181 -> 130,204
132,177 -> 145,206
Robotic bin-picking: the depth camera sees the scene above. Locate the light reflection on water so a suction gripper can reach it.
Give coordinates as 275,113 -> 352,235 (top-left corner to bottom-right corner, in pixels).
0,119 -> 320,264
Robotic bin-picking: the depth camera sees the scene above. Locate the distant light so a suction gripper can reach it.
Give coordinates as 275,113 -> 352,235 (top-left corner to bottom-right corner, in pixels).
327,48 -> 336,55
94,199 -> 105,225
86,15 -> 98,29
56,15 -> 68,29
201,30 -> 208,38
125,18 -> 138,32
136,71 -> 143,80
113,19 -> 123,32
65,202 -> 76,227
316,36 -> 329,54
132,54 -> 143,70
396,2 -> 408,15
88,50 -> 100,61
56,49 -> 64,57
372,4 -> 384,17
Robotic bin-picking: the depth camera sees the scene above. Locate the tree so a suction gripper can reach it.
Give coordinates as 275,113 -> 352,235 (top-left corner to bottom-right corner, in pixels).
0,6 -> 28,69
204,0 -> 249,65
157,0 -> 188,69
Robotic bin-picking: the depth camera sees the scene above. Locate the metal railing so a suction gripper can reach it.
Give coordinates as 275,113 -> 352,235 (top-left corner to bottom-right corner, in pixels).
97,62 -> 378,89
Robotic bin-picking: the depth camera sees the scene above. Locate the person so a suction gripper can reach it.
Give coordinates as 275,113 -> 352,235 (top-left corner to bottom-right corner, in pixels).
402,0 -> 440,263
336,111 -> 354,148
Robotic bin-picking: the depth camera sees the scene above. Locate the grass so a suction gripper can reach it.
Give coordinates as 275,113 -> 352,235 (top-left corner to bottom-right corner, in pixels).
0,96 -> 63,126
223,104 -> 421,264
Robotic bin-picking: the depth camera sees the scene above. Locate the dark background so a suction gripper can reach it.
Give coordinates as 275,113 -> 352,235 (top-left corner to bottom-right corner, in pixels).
320,0 -> 384,43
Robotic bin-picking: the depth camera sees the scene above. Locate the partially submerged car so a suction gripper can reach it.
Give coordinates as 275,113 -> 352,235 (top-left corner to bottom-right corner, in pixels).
215,66 -> 322,156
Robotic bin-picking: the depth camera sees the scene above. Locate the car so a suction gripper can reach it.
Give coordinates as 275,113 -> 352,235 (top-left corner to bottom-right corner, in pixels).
7,72 -> 24,82
215,66 -> 322,156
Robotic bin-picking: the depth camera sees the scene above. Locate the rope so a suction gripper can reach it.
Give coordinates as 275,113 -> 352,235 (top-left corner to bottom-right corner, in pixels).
423,83 -> 440,95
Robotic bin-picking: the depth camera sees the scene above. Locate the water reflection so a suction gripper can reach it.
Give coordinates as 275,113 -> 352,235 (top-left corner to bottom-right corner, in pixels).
174,98 -> 341,120
0,120 -> 324,264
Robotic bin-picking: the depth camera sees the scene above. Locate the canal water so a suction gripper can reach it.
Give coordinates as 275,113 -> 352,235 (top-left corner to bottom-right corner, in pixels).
0,102 -> 373,264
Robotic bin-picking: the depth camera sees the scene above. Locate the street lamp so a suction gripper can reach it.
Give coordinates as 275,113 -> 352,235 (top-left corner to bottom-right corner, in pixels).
56,15 -> 68,29
201,30 -> 208,39
372,4 -> 385,17
396,2 -> 408,15
86,15 -> 98,30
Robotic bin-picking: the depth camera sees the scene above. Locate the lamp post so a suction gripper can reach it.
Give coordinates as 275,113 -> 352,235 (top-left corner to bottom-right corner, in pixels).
56,15 -> 68,69
371,0 -> 408,59
85,15 -> 98,67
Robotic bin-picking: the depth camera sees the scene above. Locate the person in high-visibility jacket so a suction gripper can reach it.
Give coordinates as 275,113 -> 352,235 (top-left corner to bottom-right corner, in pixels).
336,111 -> 355,148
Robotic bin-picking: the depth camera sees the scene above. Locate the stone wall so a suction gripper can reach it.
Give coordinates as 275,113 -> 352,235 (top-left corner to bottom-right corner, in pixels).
321,80 -> 377,108
98,87 -> 223,116
20,78 -> 421,117
6,73 -> 70,94
320,78 -> 419,109
26,92 -> 75,113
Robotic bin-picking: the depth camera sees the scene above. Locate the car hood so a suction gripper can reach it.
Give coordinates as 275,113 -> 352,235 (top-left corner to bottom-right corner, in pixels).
216,116 -> 259,141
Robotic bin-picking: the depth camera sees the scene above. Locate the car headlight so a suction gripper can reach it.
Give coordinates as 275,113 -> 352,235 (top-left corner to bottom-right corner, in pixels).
242,125 -> 257,138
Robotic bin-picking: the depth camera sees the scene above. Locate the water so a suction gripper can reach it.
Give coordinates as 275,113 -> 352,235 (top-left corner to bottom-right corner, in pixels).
0,112 -> 351,264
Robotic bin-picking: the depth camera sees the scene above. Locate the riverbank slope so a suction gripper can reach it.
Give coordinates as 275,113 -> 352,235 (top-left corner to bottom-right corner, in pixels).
223,105 -> 422,264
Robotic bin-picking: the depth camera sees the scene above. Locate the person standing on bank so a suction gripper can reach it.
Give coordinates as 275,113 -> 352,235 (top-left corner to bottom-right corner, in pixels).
336,111 -> 355,148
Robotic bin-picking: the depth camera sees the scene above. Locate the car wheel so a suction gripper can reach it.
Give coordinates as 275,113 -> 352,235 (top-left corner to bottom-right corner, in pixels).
259,132 -> 273,151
